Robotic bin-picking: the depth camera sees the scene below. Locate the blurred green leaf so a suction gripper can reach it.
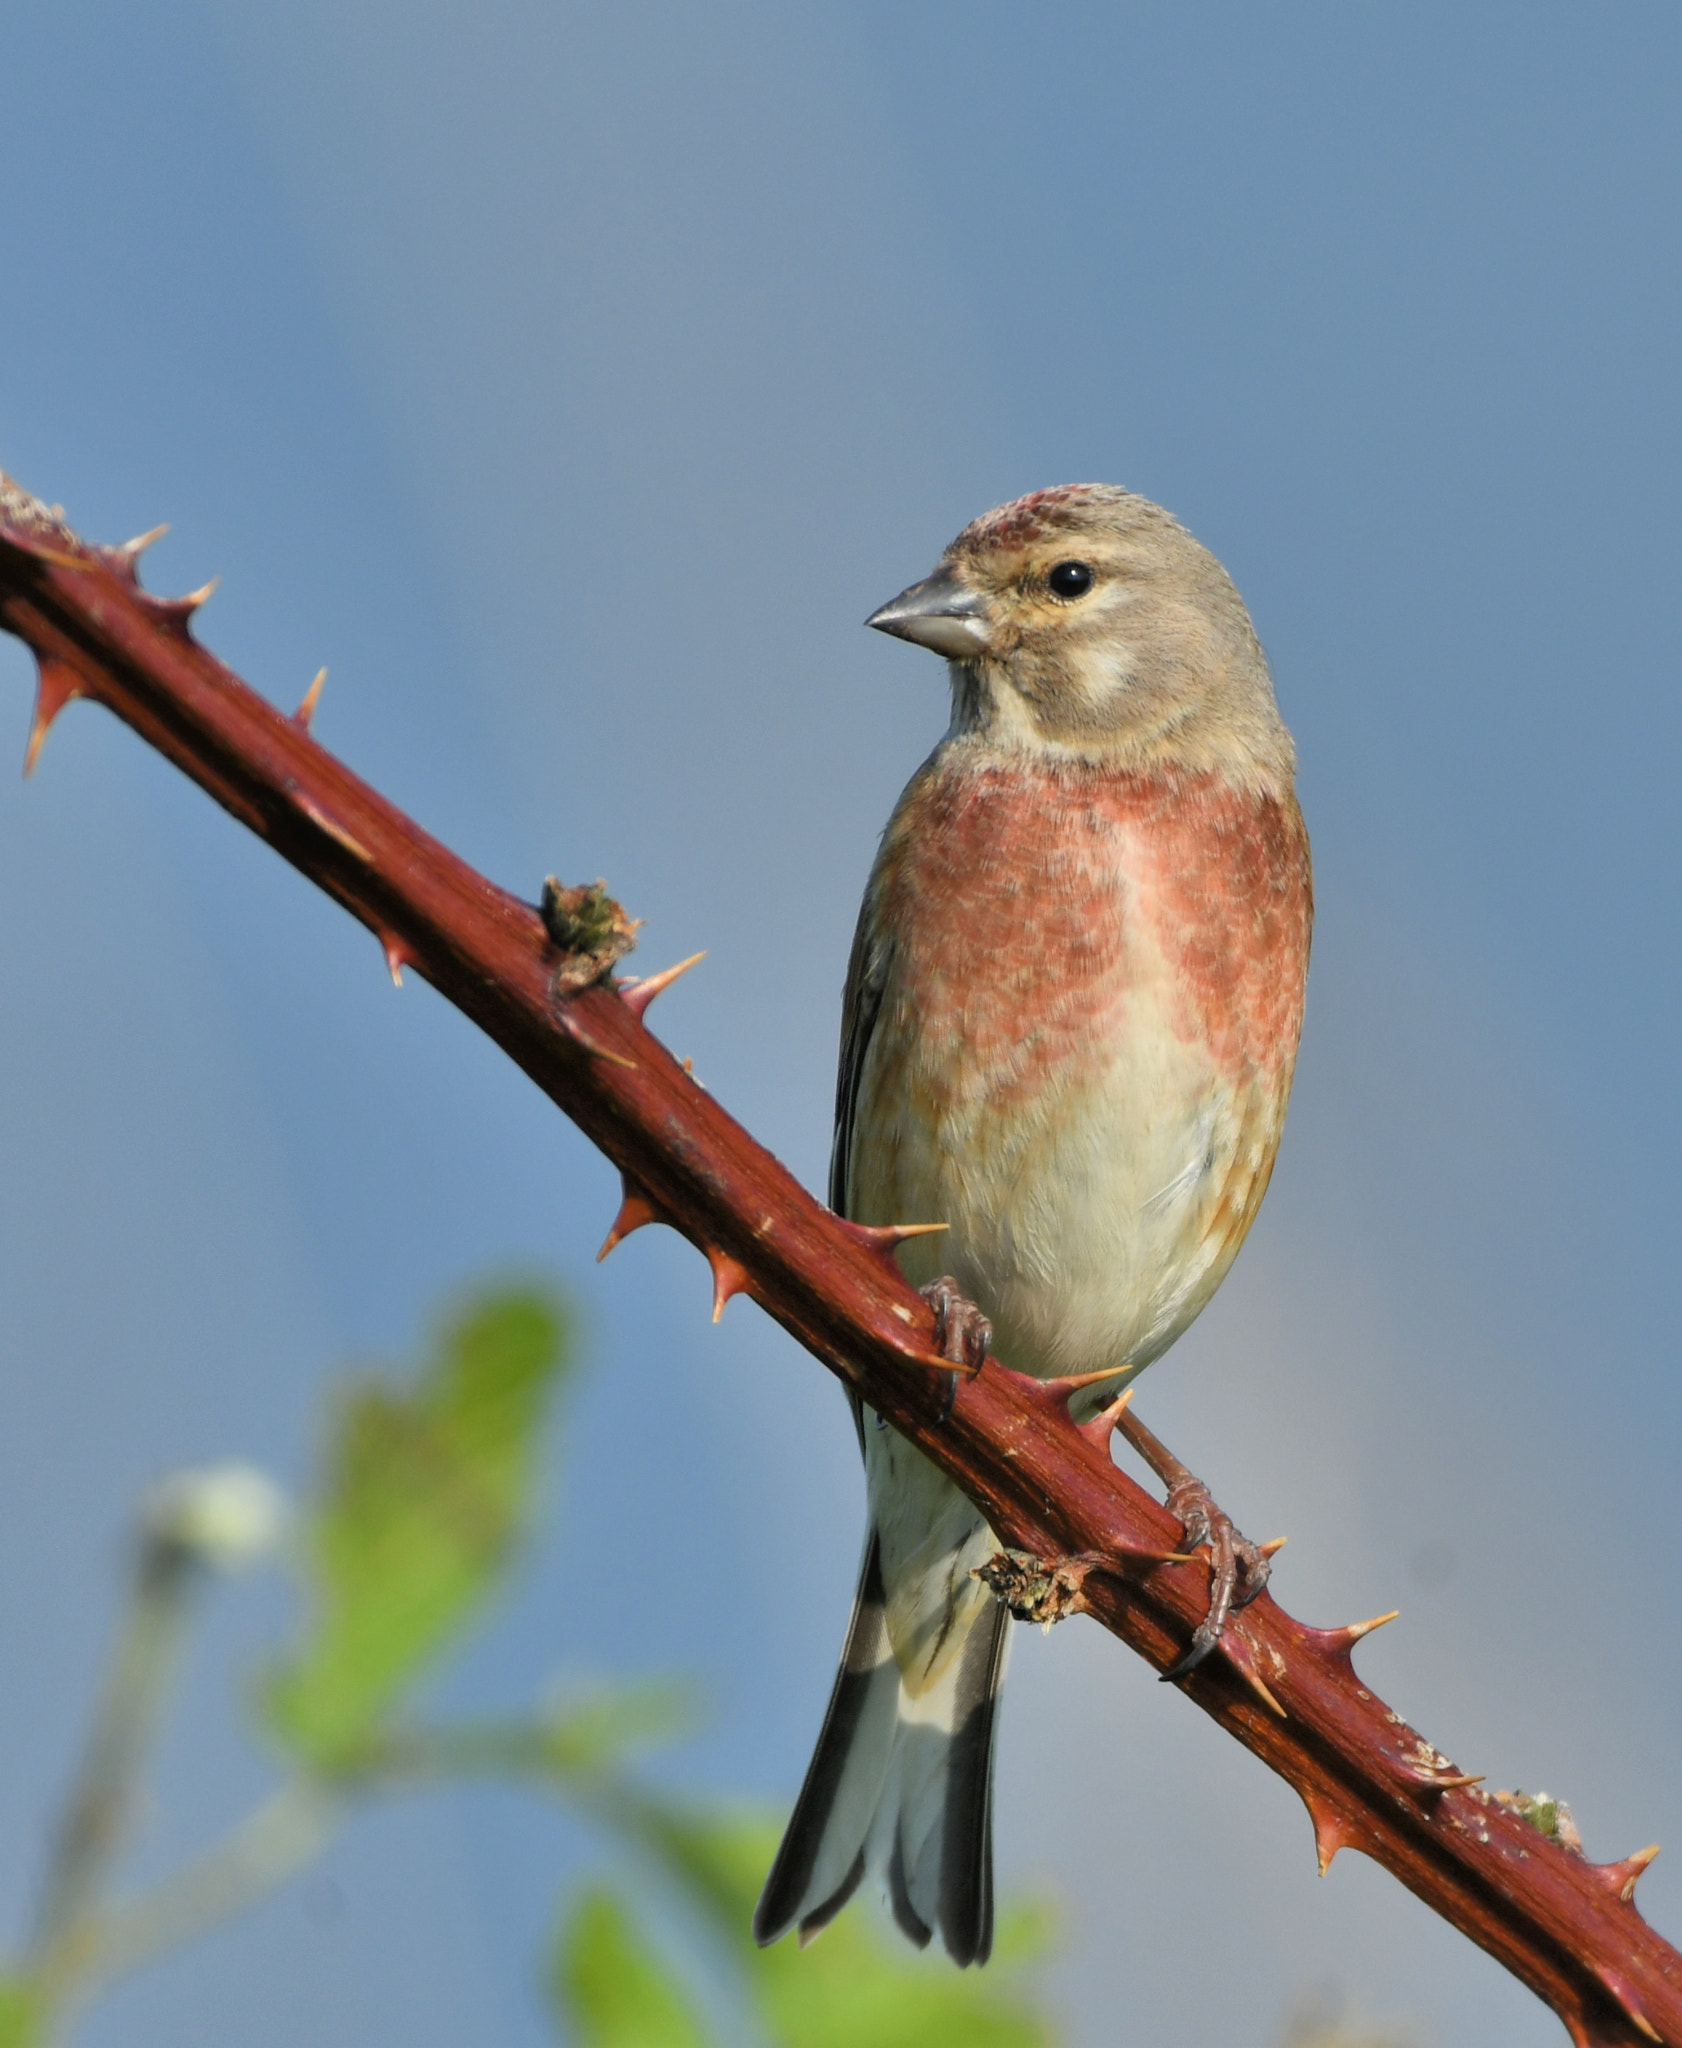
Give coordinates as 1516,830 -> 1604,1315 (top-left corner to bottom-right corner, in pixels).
603,1800 -> 1056,2048
552,1887 -> 714,2048
0,1975 -> 40,2048
365,1680 -> 697,1787
540,1679 -> 699,1784
266,1288 -> 569,1768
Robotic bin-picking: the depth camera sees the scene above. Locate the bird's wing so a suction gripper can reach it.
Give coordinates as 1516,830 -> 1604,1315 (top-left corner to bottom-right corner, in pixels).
831,885 -> 890,1217
832,885 -> 892,1454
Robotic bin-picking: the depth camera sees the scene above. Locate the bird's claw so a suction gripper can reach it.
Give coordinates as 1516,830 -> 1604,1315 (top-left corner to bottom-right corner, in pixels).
1159,1475 -> 1271,1681
920,1275 -> 992,1376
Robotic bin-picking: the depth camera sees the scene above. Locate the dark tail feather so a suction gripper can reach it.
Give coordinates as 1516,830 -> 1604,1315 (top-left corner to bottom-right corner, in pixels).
895,1595 -> 1009,1967
756,1534 -> 1012,1967
754,1534 -> 895,1947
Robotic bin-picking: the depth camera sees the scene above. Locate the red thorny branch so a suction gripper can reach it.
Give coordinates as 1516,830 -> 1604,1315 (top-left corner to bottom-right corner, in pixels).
0,467 -> 1673,2046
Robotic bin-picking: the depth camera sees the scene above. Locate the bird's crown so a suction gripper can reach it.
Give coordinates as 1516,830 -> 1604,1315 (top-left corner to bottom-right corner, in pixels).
869,484 -> 1294,789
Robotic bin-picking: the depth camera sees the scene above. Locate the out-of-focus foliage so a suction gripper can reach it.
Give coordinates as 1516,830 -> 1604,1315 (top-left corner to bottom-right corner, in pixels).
538,1679 -> 698,1784
2,1282 -> 1065,2048
553,1889 -> 712,2048
0,1977 -> 39,2048
553,1800 -> 1055,2048
265,1289 -> 568,1768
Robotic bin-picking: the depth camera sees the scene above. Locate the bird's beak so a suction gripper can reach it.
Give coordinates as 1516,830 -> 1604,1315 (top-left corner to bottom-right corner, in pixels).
865,564 -> 990,659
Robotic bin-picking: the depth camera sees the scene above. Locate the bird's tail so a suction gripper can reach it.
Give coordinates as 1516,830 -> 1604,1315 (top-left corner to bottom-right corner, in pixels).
752,1529 -> 1012,1966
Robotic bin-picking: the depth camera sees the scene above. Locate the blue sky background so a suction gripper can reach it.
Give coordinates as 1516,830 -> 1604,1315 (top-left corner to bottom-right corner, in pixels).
2,4 -> 1681,2043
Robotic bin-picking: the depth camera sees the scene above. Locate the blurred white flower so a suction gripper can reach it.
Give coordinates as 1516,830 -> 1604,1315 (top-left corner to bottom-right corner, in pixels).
142,1463 -> 288,1569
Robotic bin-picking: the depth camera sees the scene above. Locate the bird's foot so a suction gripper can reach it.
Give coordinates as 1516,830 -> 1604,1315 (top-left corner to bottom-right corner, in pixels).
919,1275 -> 991,1376
1160,1473 -> 1272,1680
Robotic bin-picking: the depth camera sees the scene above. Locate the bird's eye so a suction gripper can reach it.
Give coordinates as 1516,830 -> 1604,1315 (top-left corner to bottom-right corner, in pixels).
1047,560 -> 1094,599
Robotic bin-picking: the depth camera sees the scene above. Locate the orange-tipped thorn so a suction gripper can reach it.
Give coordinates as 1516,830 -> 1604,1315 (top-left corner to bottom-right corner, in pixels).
1302,1792 -> 1363,1876
1041,1365 -> 1135,1402
1342,1609 -> 1400,1644
1078,1384 -> 1136,1450
23,658 -> 82,778
295,668 -> 327,731
296,794 -> 371,861
1597,1843 -> 1662,1904
597,1179 -> 667,1262
708,1247 -> 752,1323
1235,1663 -> 1286,1718
150,576 -> 219,633
1217,1629 -> 1287,1718
119,522 -> 170,566
381,934 -> 410,987
1258,1536 -> 1289,1560
1402,1768 -> 1483,1792
558,1009 -> 638,1069
905,1348 -> 987,1380
839,1218 -> 950,1256
619,952 -> 706,1021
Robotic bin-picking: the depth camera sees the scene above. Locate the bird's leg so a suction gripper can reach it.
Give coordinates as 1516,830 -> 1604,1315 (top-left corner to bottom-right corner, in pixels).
919,1276 -> 992,1374
1112,1404 -> 1271,1678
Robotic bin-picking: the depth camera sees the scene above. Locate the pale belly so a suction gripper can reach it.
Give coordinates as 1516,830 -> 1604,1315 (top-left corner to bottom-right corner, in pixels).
848,947 -> 1282,1389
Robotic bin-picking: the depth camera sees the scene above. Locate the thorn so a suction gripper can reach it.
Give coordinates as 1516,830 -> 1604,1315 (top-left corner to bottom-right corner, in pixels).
904,1348 -> 987,1380
381,934 -> 410,987
295,668 -> 327,731
838,1218 -> 950,1254
1399,1766 -> 1484,1793
1313,1609 -> 1400,1654
1301,1791 -> 1363,1876
1234,1663 -> 1287,1718
1036,1365 -> 1136,1404
150,575 -> 220,633
619,952 -> 706,1021
597,1178 -> 668,1261
1347,1608 -> 1398,1638
1258,1535 -> 1288,1559
1077,1384 -> 1136,1450
122,522 -> 170,557
1596,1843 -> 1661,1904
707,1246 -> 752,1322
1217,1628 -> 1287,1718
558,1007 -> 638,1069
1593,1967 -> 1661,2043
23,658 -> 81,777
296,794 -> 372,862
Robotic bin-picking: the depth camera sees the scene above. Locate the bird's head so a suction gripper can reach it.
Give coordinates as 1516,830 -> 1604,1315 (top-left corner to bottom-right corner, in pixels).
867,483 -> 1293,786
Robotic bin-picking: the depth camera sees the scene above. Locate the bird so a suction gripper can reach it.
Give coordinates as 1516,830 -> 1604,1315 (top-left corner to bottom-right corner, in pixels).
752,483 -> 1312,1968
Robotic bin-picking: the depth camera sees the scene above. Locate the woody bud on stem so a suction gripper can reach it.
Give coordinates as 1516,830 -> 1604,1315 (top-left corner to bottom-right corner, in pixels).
541,877 -> 641,992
